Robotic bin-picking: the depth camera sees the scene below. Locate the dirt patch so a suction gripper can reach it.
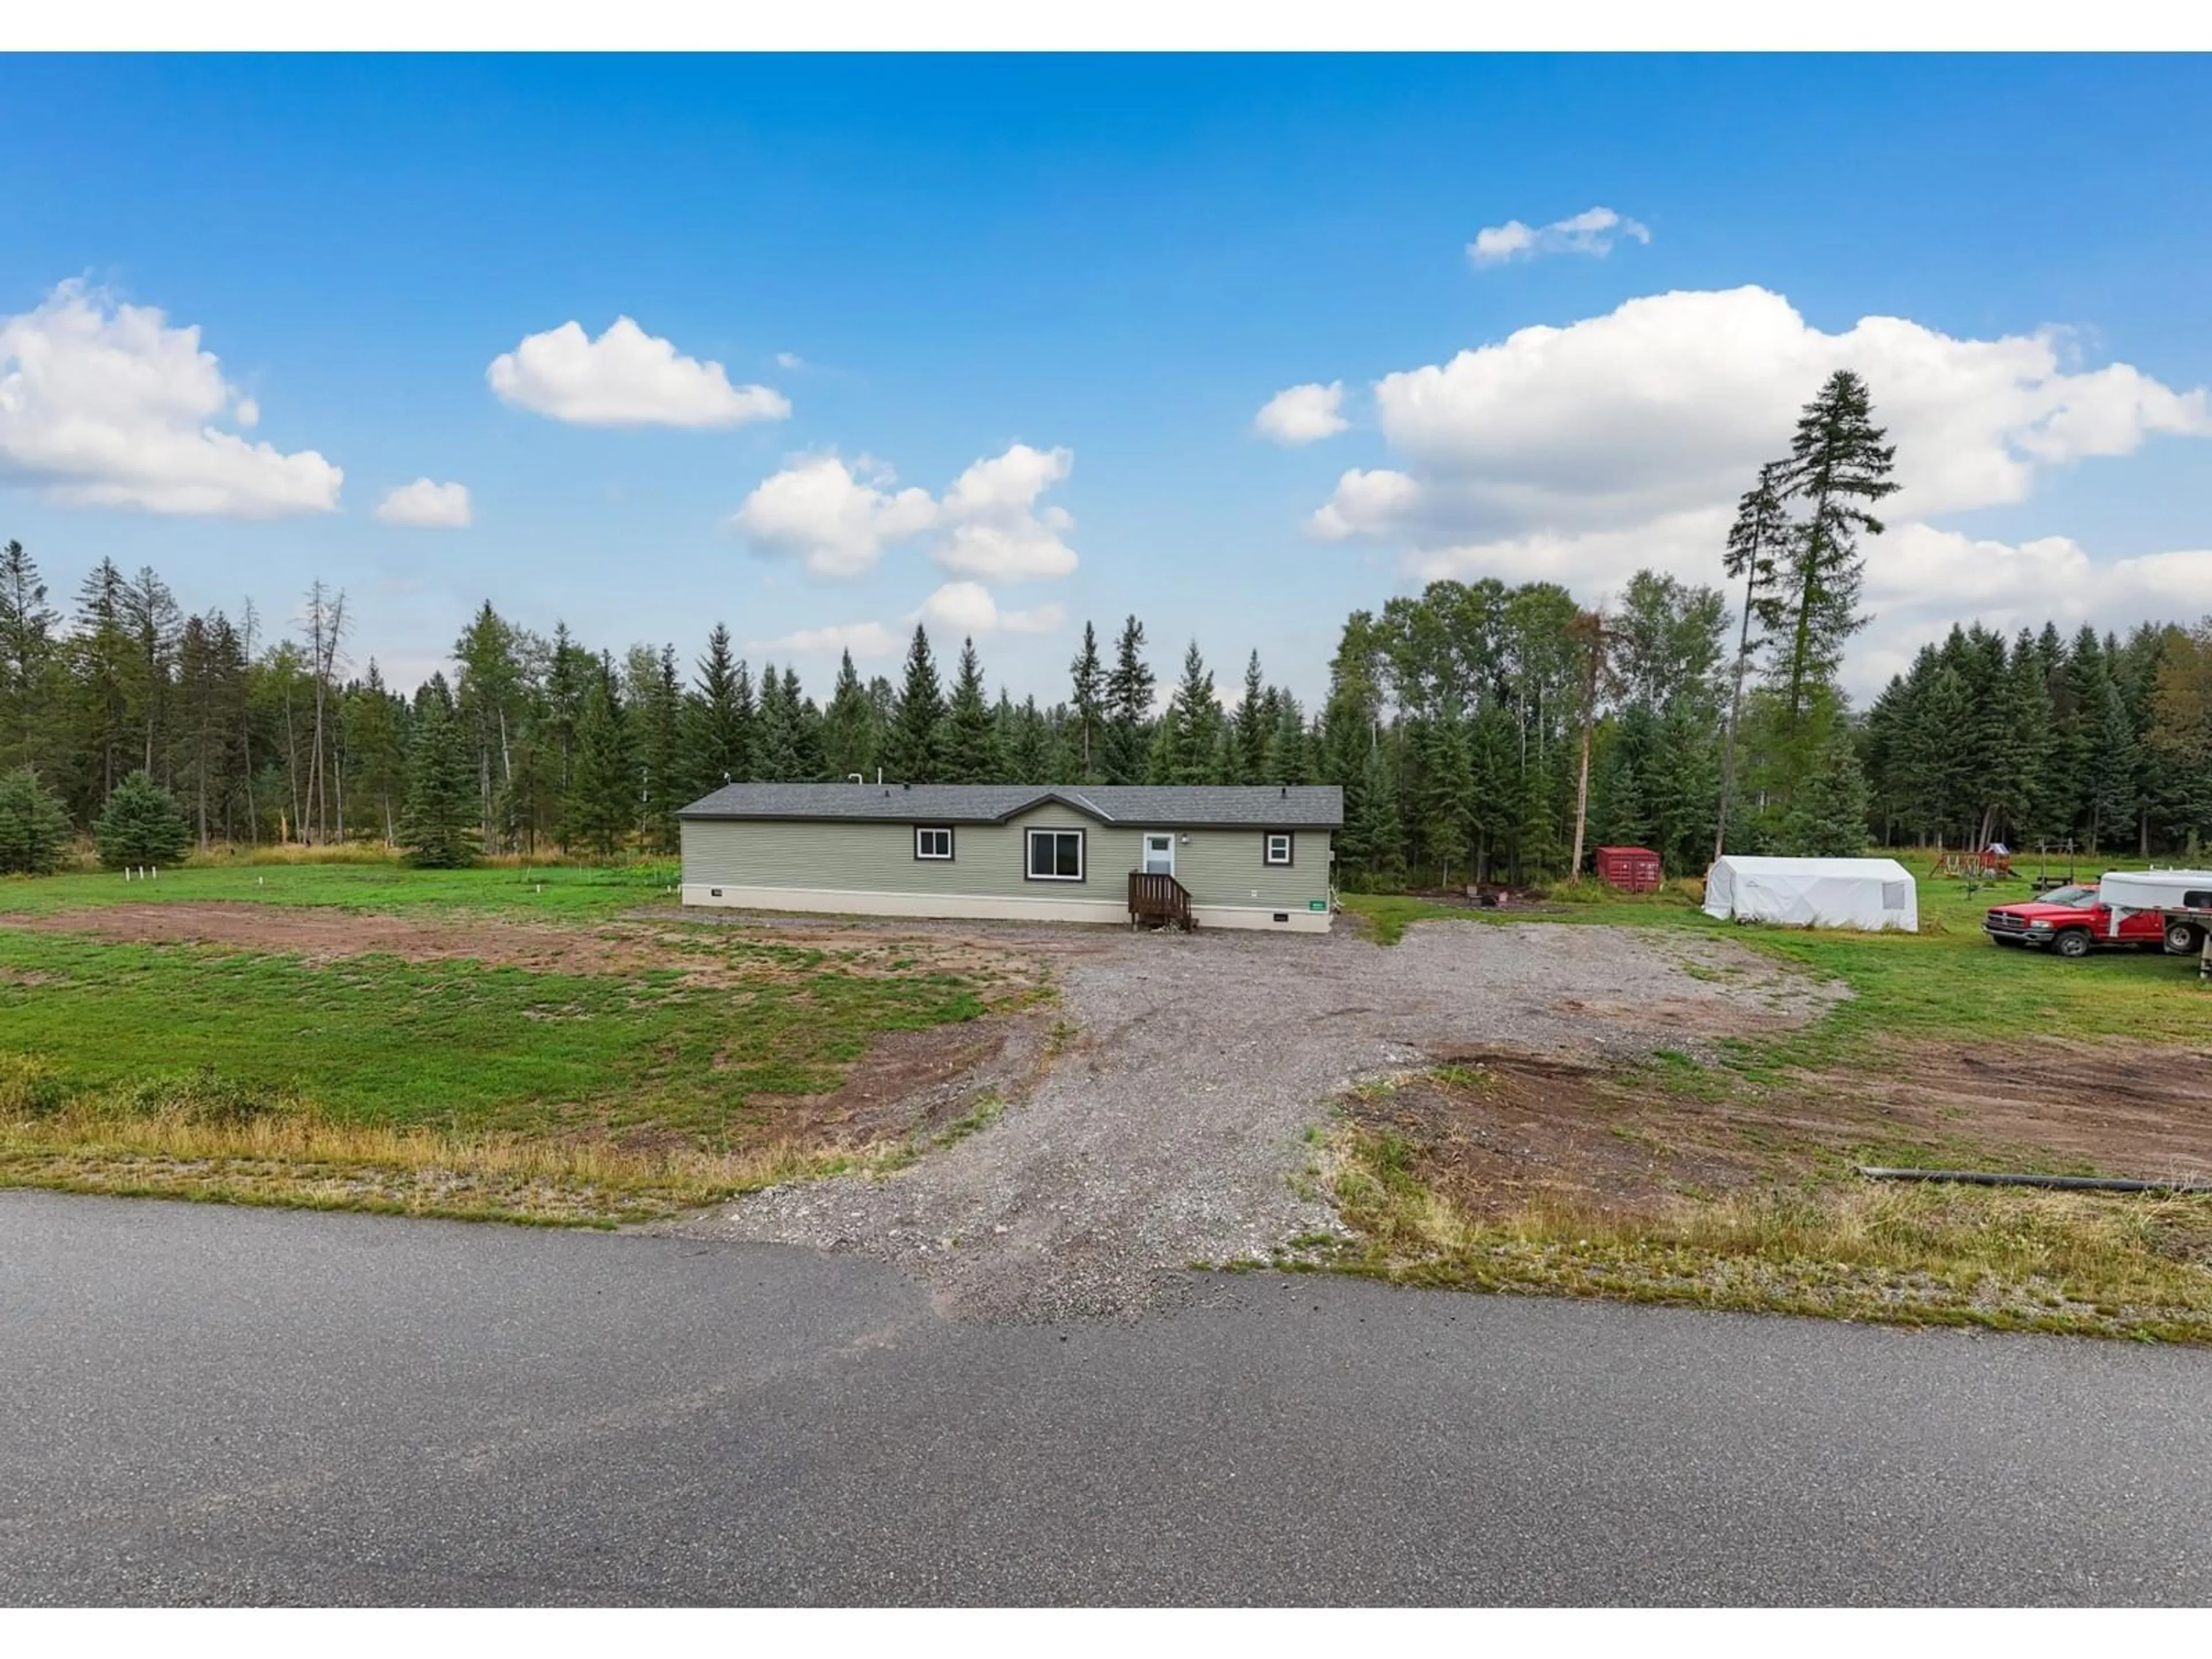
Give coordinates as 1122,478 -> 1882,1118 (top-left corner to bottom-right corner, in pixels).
6,900 -> 1050,997
768,1015 -> 1050,1147
1805,1036 -> 2212,1183
1346,1032 -> 2212,1229
1346,1052 -> 1762,1220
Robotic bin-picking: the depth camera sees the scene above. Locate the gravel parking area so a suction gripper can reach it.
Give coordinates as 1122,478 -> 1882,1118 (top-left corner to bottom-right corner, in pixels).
670,918 -> 1840,1321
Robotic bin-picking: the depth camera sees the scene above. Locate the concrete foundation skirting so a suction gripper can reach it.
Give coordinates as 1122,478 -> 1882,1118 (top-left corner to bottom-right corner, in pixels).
679,883 -> 1333,933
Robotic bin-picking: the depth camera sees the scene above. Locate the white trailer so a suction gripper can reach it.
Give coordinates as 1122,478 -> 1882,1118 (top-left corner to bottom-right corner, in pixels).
2099,869 -> 2212,980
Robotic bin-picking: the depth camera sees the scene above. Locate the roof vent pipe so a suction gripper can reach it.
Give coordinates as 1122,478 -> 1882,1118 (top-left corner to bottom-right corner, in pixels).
1280,785 -> 1287,798
847,774 -> 864,785
876,768 -> 883,785
904,781 -> 912,790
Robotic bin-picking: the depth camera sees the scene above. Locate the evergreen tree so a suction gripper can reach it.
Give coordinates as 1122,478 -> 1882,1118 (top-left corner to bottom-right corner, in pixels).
564,656 -> 635,855
635,643 -> 684,851
1265,694 -> 1312,786
1359,737 -> 1404,882
1779,726 -> 1873,857
92,768 -> 191,869
1715,463 -> 1787,858
2081,637 -> 2138,853
120,566 -> 182,781
1465,701 -> 1518,883
782,666 -> 825,782
1231,651 -> 1268,784
820,650 -> 880,781
679,623 -> 753,794
882,625 -> 946,783
397,676 -> 479,868
1101,615 -> 1155,785
0,768 -> 73,875
0,540 -> 60,777
1411,715 -> 1474,884
752,660 -> 803,782
1068,622 -> 1106,783
1513,747 -> 1560,881
453,601 -> 524,851
1995,628 -> 2054,845
1158,640 -> 1221,785
542,621 -> 594,808
942,638 -> 1001,784
1592,704 -> 1658,854
1007,695 -> 1052,785
69,558 -> 135,815
346,660 -> 408,844
1772,370 -> 1895,756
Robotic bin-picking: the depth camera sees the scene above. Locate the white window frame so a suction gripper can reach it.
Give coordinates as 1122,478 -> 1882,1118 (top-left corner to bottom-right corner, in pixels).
1264,831 -> 1294,867
1025,827 -> 1086,882
914,825 -> 955,862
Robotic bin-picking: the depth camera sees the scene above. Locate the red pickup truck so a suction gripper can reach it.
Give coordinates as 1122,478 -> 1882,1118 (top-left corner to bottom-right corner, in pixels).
1984,884 -> 2203,958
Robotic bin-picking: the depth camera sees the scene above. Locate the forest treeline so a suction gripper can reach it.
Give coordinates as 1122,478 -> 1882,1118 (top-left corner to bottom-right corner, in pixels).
3,372 -> 2211,878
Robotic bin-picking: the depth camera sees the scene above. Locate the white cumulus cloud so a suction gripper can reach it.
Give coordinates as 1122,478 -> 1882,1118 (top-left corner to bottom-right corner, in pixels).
1252,381 -> 1348,445
730,442 -> 1078,584
1468,206 -> 1652,269
1292,283 -> 2212,697
0,279 -> 342,517
912,580 -> 1066,638
374,478 -> 472,528
934,444 -> 1078,581
1312,285 -> 2212,547
487,317 -> 790,428
728,454 -> 937,579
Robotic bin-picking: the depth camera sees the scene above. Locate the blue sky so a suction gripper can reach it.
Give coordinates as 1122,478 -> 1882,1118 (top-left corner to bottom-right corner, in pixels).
3,53 -> 2209,707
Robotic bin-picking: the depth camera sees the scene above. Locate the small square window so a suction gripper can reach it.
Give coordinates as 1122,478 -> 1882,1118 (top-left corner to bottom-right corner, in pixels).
1264,832 -> 1294,867
915,825 -> 954,861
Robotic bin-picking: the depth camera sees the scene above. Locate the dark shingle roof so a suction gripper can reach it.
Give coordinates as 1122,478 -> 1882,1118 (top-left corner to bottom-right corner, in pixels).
677,782 -> 1343,828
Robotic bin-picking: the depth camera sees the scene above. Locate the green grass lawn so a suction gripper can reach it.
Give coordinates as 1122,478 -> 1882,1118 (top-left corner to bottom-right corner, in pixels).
0,859 -> 683,921
0,930 -> 985,1138
0,862 -> 1036,1224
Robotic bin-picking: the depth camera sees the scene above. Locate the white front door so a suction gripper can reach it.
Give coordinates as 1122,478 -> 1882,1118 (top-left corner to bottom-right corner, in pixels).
1141,832 -> 1176,876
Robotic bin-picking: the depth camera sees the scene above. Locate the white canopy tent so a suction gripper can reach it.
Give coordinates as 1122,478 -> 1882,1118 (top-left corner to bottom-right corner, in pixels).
1703,855 -> 1919,933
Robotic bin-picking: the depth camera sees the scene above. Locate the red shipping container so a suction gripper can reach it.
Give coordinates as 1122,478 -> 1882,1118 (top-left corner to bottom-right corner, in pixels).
1595,846 -> 1662,892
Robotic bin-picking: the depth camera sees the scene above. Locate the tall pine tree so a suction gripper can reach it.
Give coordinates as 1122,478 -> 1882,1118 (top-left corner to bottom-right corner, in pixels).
882,626 -> 946,783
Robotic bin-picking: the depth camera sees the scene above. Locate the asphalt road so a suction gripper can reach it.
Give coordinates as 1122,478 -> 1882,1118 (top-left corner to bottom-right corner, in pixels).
4,1190 -> 2209,1605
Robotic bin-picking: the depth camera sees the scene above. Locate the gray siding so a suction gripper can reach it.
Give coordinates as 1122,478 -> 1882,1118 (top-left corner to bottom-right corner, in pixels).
681,808 -> 1332,912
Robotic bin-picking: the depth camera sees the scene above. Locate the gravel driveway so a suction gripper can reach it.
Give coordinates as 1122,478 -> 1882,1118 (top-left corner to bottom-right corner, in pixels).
670,918 -> 1839,1321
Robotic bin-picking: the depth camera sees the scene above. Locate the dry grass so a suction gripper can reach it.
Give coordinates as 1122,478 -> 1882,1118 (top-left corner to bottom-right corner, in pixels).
0,1056 -> 903,1226
1321,1122 -> 2212,1343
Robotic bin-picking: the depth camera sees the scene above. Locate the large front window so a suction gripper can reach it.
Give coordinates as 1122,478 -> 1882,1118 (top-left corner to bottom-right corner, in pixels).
1026,827 -> 1085,882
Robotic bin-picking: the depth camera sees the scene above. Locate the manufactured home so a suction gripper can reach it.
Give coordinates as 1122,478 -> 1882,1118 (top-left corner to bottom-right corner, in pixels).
677,782 -> 1342,932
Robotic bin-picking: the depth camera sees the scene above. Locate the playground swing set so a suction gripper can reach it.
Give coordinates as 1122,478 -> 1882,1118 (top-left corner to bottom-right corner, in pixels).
1925,839 -> 2081,891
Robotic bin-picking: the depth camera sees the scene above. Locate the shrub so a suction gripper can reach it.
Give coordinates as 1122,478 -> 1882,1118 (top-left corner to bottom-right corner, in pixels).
93,770 -> 191,870
0,768 -> 74,876
0,1054 -> 69,1119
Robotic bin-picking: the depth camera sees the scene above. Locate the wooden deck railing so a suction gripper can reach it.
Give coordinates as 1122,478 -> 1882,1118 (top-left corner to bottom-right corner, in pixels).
1127,869 -> 1195,931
